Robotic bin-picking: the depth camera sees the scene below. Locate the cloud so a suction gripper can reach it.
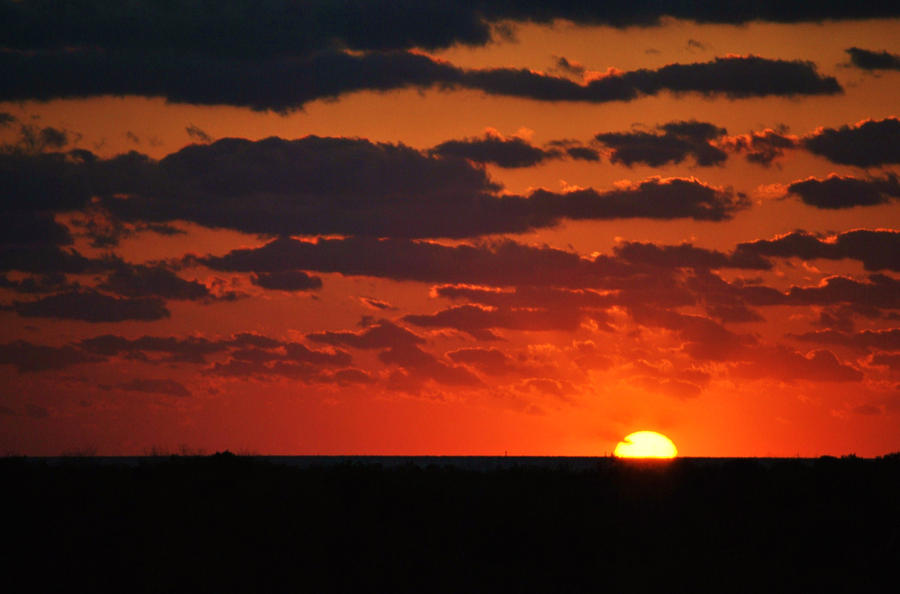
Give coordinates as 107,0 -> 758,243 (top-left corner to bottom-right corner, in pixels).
803,118 -> 900,167
378,344 -> 482,386
786,174 -> 900,209
76,332 -> 350,369
429,132 -> 558,168
202,237 -> 595,287
737,274 -> 900,310
185,124 -> 213,143
2,2 -> 897,67
718,128 -> 798,165
251,270 -> 323,292
308,320 -> 425,350
1,50 -> 841,111
1,271 -> 76,294
447,347 -> 518,375
98,263 -> 218,301
202,235 -> 706,294
870,353 -> 900,370
116,378 -> 191,397
0,0 -> 493,58
0,212 -> 73,246
845,47 -> 900,71
594,120 -> 727,167
404,304 -> 589,338
613,241 -> 771,270
732,346 -> 863,383
435,285 -> 616,309
80,334 -> 227,363
736,230 -> 900,272
0,340 -> 105,372
14,290 -> 170,322
564,146 -> 601,161
5,137 -> 748,241
790,329 -> 900,352
0,245 -> 108,274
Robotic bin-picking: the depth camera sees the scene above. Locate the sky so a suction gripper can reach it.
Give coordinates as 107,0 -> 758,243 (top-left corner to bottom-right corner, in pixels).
1,1 -> 899,456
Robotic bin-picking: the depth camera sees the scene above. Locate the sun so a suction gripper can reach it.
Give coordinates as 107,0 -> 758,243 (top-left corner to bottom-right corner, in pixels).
614,431 -> 678,459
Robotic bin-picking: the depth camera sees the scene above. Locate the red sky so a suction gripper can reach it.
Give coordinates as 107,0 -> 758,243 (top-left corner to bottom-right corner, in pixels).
2,2 -> 899,456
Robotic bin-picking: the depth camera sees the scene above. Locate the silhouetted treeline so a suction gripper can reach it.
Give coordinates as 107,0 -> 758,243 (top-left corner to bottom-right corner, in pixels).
3,453 -> 899,593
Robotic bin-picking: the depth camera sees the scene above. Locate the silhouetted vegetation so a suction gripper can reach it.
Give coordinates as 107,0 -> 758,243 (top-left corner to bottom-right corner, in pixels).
3,455 -> 898,593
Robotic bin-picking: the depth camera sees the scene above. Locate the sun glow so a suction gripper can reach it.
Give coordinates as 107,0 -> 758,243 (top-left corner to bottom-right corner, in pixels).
614,431 -> 678,459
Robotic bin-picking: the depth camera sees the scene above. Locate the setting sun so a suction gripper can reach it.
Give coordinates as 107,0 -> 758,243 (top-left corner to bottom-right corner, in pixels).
614,431 -> 678,459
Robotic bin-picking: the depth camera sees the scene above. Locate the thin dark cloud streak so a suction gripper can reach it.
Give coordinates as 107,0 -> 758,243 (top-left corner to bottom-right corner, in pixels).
0,50 -> 842,111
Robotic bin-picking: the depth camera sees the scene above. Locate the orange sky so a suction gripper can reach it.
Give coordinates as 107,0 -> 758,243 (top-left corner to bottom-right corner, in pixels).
1,5 -> 899,456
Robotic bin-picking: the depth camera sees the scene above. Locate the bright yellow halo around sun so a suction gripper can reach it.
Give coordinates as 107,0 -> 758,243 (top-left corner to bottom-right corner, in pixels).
614,431 -> 678,459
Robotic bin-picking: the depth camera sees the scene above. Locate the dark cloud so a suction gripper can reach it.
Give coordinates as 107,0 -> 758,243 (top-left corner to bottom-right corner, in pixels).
447,347 -> 517,376
185,124 -> 213,143
378,344 -> 482,386
80,334 -> 225,363
0,0 -> 492,58
308,320 -> 425,350
2,2 -> 896,66
0,340 -> 105,372
613,241 -> 772,270
430,133 -> 558,168
76,331 -> 351,370
360,297 -> 394,311
202,237 -> 598,287
786,174 -> 900,209
554,56 -> 585,76
803,118 -> 900,167
845,47 -> 900,71
227,333 -> 283,350
435,285 -> 616,310
1,49 -> 841,111
0,212 -> 73,246
14,290 -> 170,322
732,346 -> 863,383
464,55 -> 840,106
529,177 -> 747,223
105,136 -> 504,237
870,353 -> 900,370
329,368 -> 376,385
628,306 -> 754,361
544,139 -> 601,162
736,230 -> 900,272
0,272 -> 75,294
404,304 -> 588,338
0,244 -> 109,274
729,274 -> 900,311
718,128 -> 798,165
117,378 -> 191,397
98,263 -> 216,301
6,137 -> 747,240
595,120 -> 727,167
791,329 -> 900,352
201,236 -> 691,293
283,343 -> 353,367
207,358 -> 321,381
564,146 -> 601,161
251,270 -> 323,292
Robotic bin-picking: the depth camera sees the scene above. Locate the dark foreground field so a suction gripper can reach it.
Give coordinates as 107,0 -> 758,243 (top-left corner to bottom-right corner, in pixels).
4,454 -> 899,593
